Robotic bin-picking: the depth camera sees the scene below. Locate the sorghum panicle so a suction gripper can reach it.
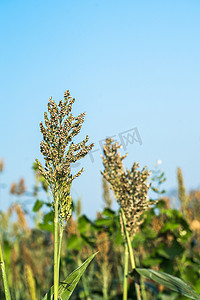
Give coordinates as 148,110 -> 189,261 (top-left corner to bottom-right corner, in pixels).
101,138 -> 154,237
36,90 -> 94,223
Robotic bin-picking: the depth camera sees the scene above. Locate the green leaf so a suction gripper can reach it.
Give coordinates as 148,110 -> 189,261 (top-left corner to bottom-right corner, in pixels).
161,222 -> 179,233
67,234 -> 82,250
78,215 -> 92,233
39,222 -> 53,233
43,211 -> 54,223
80,234 -> 95,247
42,252 -> 98,300
33,199 -> 44,212
102,208 -> 115,217
95,218 -> 113,226
113,228 -> 124,245
134,268 -> 200,299
142,256 -> 162,267
38,211 -> 54,233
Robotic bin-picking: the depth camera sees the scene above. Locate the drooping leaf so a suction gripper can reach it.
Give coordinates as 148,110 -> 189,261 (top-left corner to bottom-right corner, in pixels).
134,268 -> 200,299
42,252 -> 98,300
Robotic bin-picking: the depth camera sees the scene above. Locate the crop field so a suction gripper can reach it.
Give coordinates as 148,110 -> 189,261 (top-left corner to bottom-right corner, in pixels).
0,92 -> 200,300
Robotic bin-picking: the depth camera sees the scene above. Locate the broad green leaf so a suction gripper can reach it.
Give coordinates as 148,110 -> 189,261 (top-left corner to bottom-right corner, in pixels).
43,252 -> 98,300
135,268 -> 200,299
33,199 -> 44,212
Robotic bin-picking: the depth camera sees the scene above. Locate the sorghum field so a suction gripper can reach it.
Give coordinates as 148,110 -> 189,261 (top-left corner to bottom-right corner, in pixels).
0,91 -> 200,300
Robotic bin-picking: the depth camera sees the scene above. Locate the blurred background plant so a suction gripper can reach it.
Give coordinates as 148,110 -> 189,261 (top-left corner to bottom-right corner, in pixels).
0,157 -> 200,299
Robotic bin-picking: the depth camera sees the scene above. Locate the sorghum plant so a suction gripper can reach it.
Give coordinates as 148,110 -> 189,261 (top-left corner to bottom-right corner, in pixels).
101,138 -> 200,300
101,138 -> 153,237
101,138 -> 153,299
36,90 -> 94,300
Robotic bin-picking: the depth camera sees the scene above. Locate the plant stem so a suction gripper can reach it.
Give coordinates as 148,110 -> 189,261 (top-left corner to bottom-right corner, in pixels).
123,242 -> 129,300
121,209 -> 142,300
57,223 -> 63,280
0,239 -> 11,300
54,199 -> 59,300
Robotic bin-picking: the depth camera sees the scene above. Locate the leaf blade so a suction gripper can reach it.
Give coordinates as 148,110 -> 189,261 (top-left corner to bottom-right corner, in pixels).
135,268 -> 200,299
60,252 -> 98,299
42,252 -> 98,300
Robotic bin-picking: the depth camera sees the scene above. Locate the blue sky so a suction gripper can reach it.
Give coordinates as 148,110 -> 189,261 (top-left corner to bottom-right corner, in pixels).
0,0 -> 200,218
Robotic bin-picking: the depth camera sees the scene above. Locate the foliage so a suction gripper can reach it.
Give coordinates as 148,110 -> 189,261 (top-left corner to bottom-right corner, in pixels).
0,171 -> 200,299
0,138 -> 200,299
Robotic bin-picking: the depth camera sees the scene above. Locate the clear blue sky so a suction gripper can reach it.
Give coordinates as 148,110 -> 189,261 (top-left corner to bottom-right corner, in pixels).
0,0 -> 200,218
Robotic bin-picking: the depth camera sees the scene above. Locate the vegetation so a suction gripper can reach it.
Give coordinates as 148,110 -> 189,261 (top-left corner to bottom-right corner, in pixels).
1,91 -> 200,299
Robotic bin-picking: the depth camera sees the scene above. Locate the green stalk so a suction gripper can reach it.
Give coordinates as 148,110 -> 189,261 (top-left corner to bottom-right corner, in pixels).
121,209 -> 142,300
54,199 -> 59,300
123,243 -> 129,300
57,223 -> 63,279
0,240 -> 11,300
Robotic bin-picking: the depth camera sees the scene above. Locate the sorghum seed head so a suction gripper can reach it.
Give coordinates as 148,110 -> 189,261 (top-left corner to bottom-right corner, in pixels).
36,90 -> 94,224
101,138 -> 155,237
